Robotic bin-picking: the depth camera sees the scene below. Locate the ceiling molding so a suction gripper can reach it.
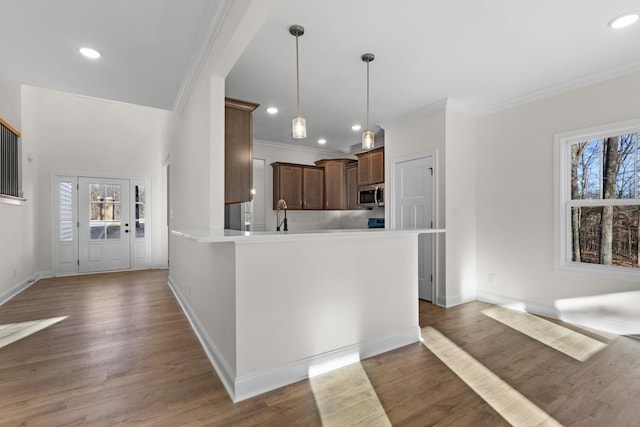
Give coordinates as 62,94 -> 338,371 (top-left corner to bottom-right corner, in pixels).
172,0 -> 233,113
254,139 -> 346,156
476,59 -> 640,117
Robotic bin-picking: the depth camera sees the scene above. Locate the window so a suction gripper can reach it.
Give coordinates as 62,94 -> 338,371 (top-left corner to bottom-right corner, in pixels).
0,117 -> 23,202
555,119 -> 640,279
134,185 -> 145,238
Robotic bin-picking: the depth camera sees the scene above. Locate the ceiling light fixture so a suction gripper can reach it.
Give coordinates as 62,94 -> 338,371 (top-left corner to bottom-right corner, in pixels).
361,53 -> 375,150
318,138 -> 326,144
609,12 -> 639,29
266,107 -> 278,114
351,124 -> 362,131
79,47 -> 101,59
290,25 -> 306,139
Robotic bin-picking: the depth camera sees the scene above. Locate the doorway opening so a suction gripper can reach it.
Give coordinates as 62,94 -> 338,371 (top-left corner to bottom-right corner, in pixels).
391,152 -> 437,302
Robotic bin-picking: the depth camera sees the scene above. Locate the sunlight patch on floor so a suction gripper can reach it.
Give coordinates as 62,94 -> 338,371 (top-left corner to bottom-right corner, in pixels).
482,306 -> 607,361
422,326 -> 562,427
0,316 -> 68,349
309,361 -> 391,427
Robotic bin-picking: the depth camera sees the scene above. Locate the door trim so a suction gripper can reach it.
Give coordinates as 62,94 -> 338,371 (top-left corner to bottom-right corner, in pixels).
389,150 -> 439,304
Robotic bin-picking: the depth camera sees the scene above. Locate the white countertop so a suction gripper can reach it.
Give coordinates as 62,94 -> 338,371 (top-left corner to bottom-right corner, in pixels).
172,227 -> 445,243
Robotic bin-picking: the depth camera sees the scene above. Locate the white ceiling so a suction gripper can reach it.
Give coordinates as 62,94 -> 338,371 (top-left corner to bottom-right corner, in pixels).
0,0 -> 230,111
3,1 -> 640,153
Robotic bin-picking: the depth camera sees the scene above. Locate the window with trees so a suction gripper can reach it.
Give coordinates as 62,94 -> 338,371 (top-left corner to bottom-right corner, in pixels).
556,119 -> 640,278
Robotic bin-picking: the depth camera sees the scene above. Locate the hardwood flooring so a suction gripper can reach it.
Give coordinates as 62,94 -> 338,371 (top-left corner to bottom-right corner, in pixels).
0,270 -> 639,426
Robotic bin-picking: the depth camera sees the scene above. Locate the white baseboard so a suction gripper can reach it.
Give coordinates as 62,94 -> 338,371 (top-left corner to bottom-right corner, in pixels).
234,326 -> 420,402
167,275 -> 420,403
166,275 -> 238,401
476,290 -> 559,319
0,271 -> 49,306
442,291 -> 477,308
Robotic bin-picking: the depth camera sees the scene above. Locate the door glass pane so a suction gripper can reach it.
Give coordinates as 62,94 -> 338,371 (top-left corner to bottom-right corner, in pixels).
106,184 -> 121,201
90,184 -> 104,201
106,222 -> 121,239
135,185 -> 145,238
90,223 -> 105,239
59,181 -> 73,241
135,185 -> 145,203
135,203 -> 145,238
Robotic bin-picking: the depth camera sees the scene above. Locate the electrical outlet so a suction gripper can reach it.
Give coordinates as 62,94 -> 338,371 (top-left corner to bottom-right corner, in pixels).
488,273 -> 497,287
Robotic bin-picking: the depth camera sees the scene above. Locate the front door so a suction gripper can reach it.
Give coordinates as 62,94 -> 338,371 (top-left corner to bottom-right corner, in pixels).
394,155 -> 434,301
78,177 -> 131,273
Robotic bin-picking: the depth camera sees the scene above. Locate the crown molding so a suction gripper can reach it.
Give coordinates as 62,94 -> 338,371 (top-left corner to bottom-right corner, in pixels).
476,59 -> 640,116
254,139 -> 346,156
172,0 -> 233,113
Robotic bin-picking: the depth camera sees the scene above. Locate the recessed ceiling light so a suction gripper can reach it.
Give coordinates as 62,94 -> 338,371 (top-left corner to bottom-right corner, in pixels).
79,47 -> 101,59
318,138 -> 327,144
351,124 -> 362,131
266,106 -> 278,114
609,12 -> 639,29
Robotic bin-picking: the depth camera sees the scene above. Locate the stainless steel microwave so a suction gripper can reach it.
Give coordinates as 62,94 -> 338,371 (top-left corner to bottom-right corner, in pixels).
359,184 -> 384,207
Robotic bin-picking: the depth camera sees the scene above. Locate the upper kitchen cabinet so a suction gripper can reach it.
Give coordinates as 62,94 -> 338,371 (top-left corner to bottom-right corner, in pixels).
346,162 -> 359,210
225,97 -> 259,204
272,163 -> 324,210
302,166 -> 324,210
314,159 -> 357,210
356,147 -> 384,185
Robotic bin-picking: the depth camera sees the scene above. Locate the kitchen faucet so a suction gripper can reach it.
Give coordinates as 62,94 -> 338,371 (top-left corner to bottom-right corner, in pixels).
276,199 -> 288,232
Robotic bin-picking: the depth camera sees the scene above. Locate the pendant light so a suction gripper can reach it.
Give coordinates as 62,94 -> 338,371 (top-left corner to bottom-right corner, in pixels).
290,25 -> 306,139
362,53 -> 375,150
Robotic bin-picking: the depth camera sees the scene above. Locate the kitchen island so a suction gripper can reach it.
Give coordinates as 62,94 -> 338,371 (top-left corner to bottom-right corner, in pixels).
169,227 -> 443,402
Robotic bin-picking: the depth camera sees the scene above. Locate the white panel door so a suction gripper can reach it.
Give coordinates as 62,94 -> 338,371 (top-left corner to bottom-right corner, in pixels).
78,177 -> 131,273
394,156 -> 434,301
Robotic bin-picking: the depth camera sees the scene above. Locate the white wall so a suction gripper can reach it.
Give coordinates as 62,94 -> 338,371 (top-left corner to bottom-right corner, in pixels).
21,86 -> 171,273
0,82 -> 39,300
384,106 -> 447,301
444,109 -> 477,306
476,71 -> 640,312
253,141 -> 381,232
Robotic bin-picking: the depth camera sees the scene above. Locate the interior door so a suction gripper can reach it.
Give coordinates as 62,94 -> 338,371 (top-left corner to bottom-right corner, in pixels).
78,177 -> 131,273
394,156 -> 434,301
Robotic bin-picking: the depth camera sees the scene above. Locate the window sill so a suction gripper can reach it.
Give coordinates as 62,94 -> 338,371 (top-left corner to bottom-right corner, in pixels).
0,194 -> 27,206
558,261 -> 640,282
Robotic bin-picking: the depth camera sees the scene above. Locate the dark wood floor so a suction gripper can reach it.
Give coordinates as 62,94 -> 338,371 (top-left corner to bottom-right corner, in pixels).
0,270 -> 639,426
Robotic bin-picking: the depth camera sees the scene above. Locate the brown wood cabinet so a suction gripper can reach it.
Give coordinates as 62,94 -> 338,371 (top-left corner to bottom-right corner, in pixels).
356,147 -> 384,186
314,159 -> 357,210
225,97 -> 259,204
346,162 -> 359,210
302,166 -> 324,210
271,163 -> 324,210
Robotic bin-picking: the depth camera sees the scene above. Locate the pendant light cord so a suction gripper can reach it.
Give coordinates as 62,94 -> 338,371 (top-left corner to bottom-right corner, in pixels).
366,60 -> 370,131
295,34 -> 301,117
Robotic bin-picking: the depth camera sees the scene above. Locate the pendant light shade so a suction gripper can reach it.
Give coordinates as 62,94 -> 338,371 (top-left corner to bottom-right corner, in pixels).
290,25 -> 306,139
362,53 -> 375,150
292,116 -> 306,139
362,130 -> 375,149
